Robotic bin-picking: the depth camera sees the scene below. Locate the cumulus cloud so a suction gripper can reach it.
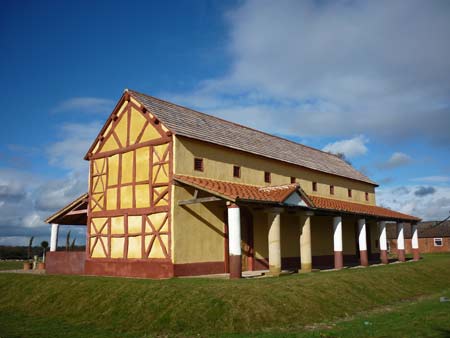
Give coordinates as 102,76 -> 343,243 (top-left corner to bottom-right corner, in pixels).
414,186 -> 436,197
0,120 -> 96,246
380,152 -> 412,169
163,0 -> 450,144
46,122 -> 101,171
52,97 -> 114,114
378,185 -> 450,220
322,135 -> 368,159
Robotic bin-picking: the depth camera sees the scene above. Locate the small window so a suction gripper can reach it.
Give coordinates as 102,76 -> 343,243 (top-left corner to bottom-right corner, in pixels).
264,171 -> 271,183
290,177 -> 296,184
348,189 -> 352,198
365,192 -> 369,201
434,238 -> 443,247
330,185 -> 334,195
194,158 -> 203,172
312,182 -> 317,192
233,166 -> 241,178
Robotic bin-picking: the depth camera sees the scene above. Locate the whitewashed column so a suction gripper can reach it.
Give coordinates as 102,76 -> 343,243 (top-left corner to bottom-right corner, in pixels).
228,204 -> 242,278
397,222 -> 406,262
378,221 -> 388,264
358,219 -> 369,266
268,209 -> 282,276
412,223 -> 420,261
299,212 -> 313,272
50,224 -> 59,252
333,216 -> 343,269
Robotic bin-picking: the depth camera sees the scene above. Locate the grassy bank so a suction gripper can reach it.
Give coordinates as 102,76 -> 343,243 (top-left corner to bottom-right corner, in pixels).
0,254 -> 449,337
0,260 -> 24,271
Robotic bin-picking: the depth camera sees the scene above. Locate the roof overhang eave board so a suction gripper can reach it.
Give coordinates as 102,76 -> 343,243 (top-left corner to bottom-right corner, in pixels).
45,193 -> 88,225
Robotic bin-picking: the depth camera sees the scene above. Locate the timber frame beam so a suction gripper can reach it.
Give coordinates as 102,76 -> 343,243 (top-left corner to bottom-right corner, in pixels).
178,189 -> 222,205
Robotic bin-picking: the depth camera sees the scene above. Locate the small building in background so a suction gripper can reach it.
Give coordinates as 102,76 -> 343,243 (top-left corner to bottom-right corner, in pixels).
387,221 -> 450,254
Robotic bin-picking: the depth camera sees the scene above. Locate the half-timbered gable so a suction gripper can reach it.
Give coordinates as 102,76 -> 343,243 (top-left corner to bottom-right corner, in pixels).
85,93 -> 172,272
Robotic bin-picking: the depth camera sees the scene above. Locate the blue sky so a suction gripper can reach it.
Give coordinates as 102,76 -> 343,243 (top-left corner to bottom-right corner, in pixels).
1,0 -> 449,246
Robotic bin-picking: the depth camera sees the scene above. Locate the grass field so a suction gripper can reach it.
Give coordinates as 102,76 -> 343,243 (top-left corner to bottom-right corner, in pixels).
0,260 -> 24,271
0,254 -> 449,337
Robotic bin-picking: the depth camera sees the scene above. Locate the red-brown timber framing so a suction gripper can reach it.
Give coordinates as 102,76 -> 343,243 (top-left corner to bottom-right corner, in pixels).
85,93 -> 175,278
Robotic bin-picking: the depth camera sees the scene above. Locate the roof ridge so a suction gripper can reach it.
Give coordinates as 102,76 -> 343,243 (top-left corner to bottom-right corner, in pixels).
258,183 -> 299,191
127,89 -> 358,166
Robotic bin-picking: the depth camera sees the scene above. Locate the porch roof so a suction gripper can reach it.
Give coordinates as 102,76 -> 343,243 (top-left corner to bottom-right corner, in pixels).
309,195 -> 421,222
45,193 -> 88,225
174,174 -> 309,205
174,175 -> 420,222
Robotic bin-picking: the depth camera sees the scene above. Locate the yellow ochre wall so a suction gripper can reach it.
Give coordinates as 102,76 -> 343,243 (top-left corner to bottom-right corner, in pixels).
171,184 -> 226,264
173,136 -> 376,205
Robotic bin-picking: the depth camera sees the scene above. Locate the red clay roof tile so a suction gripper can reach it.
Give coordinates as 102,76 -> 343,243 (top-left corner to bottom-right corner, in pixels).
175,175 -> 420,221
174,175 -> 301,203
309,195 -> 421,222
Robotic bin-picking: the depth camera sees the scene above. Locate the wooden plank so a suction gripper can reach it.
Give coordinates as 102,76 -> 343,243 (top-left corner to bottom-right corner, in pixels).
178,196 -> 222,206
66,209 -> 88,216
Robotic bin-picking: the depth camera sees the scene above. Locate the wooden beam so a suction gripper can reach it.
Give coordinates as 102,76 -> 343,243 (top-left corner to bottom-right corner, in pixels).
178,196 -> 222,206
66,209 -> 88,216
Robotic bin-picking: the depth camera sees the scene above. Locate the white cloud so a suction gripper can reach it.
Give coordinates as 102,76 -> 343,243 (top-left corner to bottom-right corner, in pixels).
52,97 -> 114,114
0,120 -> 97,244
163,0 -> 450,144
322,135 -> 368,158
381,152 -> 412,169
377,185 -> 450,221
46,122 -> 101,171
411,176 -> 450,183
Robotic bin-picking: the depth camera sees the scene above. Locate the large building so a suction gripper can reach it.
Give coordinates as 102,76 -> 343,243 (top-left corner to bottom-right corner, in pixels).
45,89 -> 421,279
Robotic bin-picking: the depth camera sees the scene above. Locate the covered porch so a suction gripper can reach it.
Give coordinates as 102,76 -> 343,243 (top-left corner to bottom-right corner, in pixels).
44,193 -> 88,275
174,175 -> 421,279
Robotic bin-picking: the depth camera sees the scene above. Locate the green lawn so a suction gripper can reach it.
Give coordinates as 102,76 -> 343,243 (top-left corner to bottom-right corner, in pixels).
0,260 -> 24,271
0,254 -> 449,337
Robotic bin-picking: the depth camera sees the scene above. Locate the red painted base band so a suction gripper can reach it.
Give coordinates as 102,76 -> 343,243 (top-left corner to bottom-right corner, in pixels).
412,248 -> 420,261
46,251 -> 86,275
85,259 -> 174,279
360,250 -> 369,266
398,249 -> 406,262
334,251 -> 343,269
380,250 -> 388,264
229,255 -> 242,279
173,261 -> 225,276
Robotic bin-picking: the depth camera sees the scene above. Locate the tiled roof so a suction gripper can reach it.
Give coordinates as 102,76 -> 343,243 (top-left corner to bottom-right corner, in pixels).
174,175 -> 419,221
387,221 -> 450,239
129,90 -> 377,186
308,195 -> 420,222
419,221 -> 450,238
174,175 -> 303,204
